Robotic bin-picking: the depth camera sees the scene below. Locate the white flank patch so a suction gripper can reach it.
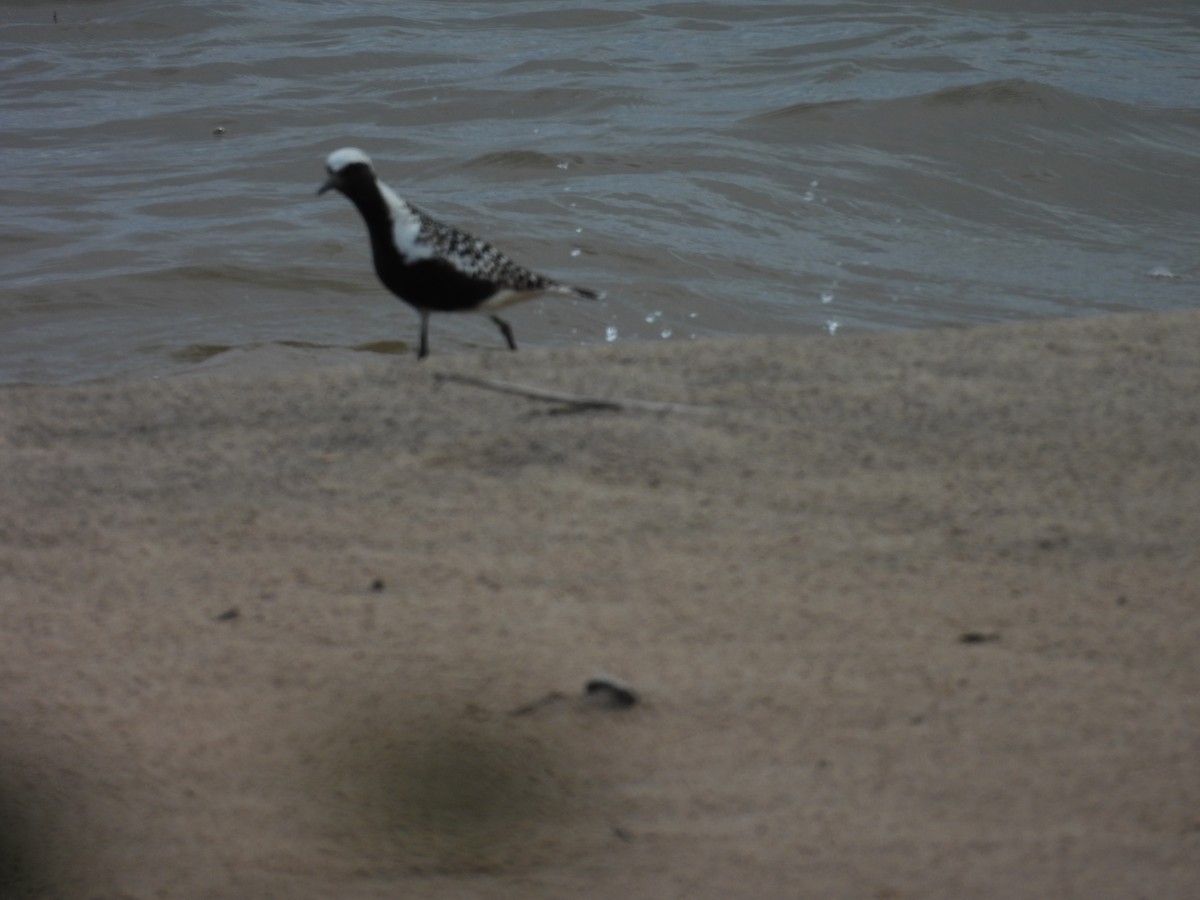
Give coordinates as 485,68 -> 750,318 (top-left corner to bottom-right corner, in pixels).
380,181 -> 433,261
477,287 -> 538,311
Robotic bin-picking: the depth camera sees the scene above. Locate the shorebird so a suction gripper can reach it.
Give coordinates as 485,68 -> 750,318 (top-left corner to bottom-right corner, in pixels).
318,147 -> 599,359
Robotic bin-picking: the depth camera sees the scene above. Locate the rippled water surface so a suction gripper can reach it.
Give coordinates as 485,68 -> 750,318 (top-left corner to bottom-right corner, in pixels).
2,0 -> 1198,381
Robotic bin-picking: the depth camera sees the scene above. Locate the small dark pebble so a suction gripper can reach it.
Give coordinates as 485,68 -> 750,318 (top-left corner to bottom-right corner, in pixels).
584,674 -> 639,708
369,578 -> 385,593
959,631 -> 999,644
215,607 -> 240,622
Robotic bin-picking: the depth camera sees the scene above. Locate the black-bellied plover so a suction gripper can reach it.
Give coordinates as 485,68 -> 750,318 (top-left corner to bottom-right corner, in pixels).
318,147 -> 599,359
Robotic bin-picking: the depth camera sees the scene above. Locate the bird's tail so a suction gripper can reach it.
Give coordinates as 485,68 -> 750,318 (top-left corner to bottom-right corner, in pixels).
556,283 -> 604,301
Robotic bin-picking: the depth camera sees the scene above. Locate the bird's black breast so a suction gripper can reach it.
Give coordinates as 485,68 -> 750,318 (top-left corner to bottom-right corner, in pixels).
373,254 -> 504,312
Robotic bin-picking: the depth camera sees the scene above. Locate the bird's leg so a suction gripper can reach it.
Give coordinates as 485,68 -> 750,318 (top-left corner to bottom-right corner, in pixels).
490,315 -> 517,351
418,310 -> 431,360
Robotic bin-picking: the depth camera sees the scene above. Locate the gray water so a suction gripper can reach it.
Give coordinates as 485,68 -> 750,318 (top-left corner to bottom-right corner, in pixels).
2,0 -> 1197,383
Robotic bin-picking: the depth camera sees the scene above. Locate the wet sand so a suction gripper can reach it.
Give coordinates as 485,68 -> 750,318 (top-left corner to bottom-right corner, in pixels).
2,311 -> 1198,898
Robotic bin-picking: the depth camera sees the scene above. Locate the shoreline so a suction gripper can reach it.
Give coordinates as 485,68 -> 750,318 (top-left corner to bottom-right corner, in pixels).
3,310 -> 1198,898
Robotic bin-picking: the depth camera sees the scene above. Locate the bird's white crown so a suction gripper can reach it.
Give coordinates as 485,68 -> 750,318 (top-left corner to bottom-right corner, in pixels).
326,147 -> 373,173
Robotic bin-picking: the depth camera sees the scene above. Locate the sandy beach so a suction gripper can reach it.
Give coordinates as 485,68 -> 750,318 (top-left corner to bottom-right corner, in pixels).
2,311 -> 1198,899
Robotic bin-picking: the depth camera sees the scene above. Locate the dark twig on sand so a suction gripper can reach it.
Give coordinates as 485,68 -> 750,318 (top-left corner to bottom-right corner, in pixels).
434,372 -> 712,415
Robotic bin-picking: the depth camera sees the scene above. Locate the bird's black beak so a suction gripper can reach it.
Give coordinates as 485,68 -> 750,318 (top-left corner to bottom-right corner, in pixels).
317,172 -> 340,196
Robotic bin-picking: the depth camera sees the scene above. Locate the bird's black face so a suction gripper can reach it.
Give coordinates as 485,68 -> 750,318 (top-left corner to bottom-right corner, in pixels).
317,161 -> 373,197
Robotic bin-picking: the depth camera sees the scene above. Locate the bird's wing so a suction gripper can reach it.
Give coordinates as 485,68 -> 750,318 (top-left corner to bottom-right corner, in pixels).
411,206 -> 554,292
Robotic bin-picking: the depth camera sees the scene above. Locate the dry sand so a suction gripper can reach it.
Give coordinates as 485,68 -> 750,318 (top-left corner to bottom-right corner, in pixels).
2,311 -> 1198,899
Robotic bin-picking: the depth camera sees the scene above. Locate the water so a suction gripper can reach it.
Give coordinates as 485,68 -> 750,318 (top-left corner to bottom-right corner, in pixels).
2,0 -> 1197,383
